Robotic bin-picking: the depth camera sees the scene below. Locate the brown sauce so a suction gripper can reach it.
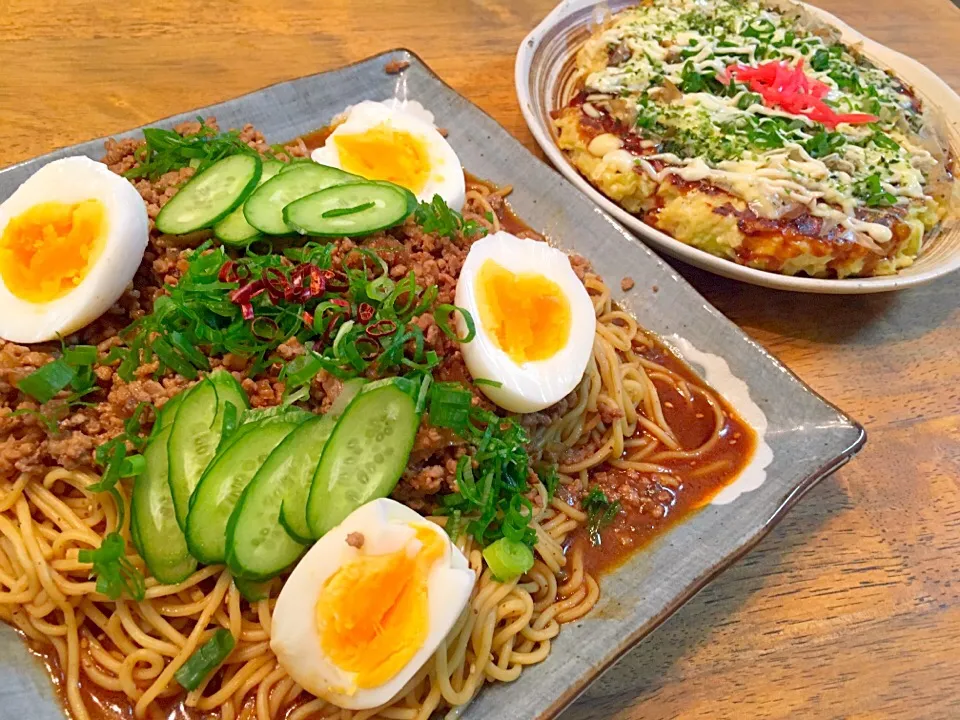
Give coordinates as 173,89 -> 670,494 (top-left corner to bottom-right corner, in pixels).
568,342 -> 756,577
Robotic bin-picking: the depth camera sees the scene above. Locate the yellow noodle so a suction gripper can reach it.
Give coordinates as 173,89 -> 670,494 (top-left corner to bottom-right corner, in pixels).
0,196 -> 745,720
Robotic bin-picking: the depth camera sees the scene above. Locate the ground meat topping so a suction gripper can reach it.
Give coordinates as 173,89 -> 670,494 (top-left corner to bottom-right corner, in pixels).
345,532 -> 365,549
384,59 -> 410,74
621,276 -> 635,291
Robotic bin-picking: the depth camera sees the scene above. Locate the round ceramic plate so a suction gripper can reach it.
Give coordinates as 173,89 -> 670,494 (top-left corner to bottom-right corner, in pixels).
516,0 -> 960,294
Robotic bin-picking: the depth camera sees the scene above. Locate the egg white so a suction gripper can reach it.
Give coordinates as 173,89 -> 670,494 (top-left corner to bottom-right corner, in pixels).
311,100 -> 466,211
0,156 -> 149,343
270,498 -> 475,710
454,232 -> 597,414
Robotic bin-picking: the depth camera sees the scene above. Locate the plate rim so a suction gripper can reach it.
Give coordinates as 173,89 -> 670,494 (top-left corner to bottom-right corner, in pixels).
0,47 -> 868,720
515,0 -> 960,294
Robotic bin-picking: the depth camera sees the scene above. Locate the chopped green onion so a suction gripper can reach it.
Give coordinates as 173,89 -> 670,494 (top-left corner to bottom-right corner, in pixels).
415,373 -> 433,415
811,48 -> 830,71
120,454 -> 146,478
152,337 -> 199,380
454,455 -> 481,505
9,408 -> 59,434
537,464 -> 560,500
473,378 -> 503,388
428,382 -> 473,433
434,304 -> 476,343
169,331 -> 211,371
63,345 -> 98,367
78,532 -> 145,601
366,275 -> 396,302
401,349 -> 440,372
174,628 -> 236,691
322,202 -> 375,218
583,486 -> 621,546
17,360 -> 77,403
282,352 -> 325,388
482,537 -> 535,582
445,508 -> 462,542
89,440 -> 126,494
332,321 -> 356,357
870,131 -> 901,151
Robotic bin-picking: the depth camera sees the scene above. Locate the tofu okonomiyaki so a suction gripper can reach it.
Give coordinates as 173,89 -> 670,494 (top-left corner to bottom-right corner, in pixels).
553,0 -> 956,278
0,98 -> 756,720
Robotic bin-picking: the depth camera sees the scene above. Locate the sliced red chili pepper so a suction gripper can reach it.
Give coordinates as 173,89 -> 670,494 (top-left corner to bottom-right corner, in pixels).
366,319 -> 397,338
240,302 -> 255,321
321,270 -> 349,293
219,260 -> 238,283
330,298 -> 351,310
262,267 -> 290,303
303,310 -> 314,327
309,265 -> 324,298
357,303 -> 375,324
290,268 -> 304,301
229,279 -> 266,306
355,336 -> 381,362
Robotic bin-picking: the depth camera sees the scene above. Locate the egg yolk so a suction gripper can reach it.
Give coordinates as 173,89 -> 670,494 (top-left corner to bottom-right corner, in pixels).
0,200 -> 105,304
333,123 -> 431,194
316,525 -> 444,690
476,260 -> 572,364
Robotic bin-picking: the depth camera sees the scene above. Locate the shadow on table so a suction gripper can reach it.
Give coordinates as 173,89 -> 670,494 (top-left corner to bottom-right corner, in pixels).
669,260 -> 958,348
558,471 -> 850,720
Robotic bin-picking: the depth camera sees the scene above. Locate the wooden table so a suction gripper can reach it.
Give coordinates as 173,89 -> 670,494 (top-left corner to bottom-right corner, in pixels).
3,0 -> 959,717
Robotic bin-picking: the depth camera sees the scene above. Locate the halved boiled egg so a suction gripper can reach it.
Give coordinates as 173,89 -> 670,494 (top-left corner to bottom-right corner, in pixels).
270,498 -> 474,710
455,231 -> 596,413
0,156 -> 148,343
311,100 -> 466,210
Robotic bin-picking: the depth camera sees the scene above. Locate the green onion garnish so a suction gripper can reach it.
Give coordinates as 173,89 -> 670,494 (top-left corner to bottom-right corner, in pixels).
413,194 -> 488,240
428,382 -> 473,433
120,454 -> 146,478
434,304 -> 476,343
482,537 -> 535,582
174,628 -> 236,691
583,486 -> 621,546
62,345 -> 98,367
322,202 -> 375,218
415,374 -> 433,415
17,360 -> 77,404
282,352 -> 326,388
78,532 -> 146,602
473,378 -> 503,388
366,275 -> 396,302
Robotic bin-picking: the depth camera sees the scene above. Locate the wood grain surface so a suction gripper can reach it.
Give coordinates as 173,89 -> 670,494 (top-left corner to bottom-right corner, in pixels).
3,0 -> 959,718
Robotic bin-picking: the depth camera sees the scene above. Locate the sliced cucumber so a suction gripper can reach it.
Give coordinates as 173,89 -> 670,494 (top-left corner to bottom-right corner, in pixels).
279,160 -> 315,173
279,378 -> 365,542
213,159 -> 284,246
132,424 -> 198,584
186,419 -> 301,565
282,181 -> 413,237
156,393 -> 184,433
243,163 -> 362,235
167,371 -> 248,530
306,380 -> 419,537
226,417 -> 331,579
233,576 -> 272,602
156,154 -> 262,235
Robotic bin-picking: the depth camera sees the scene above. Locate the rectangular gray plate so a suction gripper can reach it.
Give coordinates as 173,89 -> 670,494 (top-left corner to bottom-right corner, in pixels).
0,50 -> 865,720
